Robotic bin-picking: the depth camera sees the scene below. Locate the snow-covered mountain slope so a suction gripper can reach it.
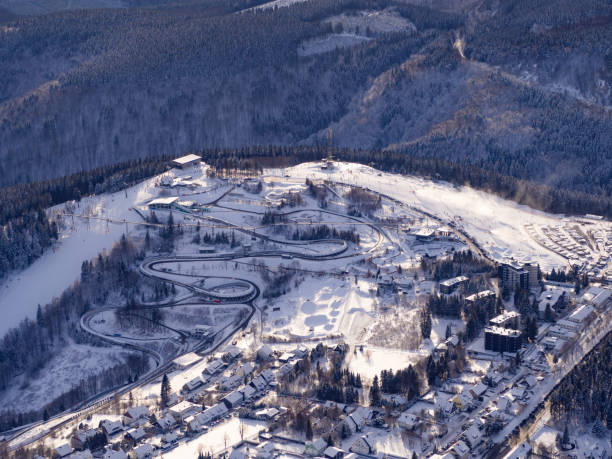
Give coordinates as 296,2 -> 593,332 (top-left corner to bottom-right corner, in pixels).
0,161 -> 575,338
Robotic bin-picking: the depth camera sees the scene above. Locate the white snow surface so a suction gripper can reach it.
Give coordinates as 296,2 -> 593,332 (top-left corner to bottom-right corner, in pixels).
0,175 -> 158,336
0,160 -> 572,340
283,162 -> 567,270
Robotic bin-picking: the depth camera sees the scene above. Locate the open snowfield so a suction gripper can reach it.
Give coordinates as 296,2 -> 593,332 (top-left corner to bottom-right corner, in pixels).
0,342 -> 131,412
281,162 -> 569,271
264,277 -> 376,341
341,427 -> 419,457
345,346 -> 426,381
0,165 -> 215,337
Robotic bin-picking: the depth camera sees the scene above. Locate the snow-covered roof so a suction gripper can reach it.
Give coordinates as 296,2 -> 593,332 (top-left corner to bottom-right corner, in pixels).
324,446 -> 345,457
219,374 -> 242,390
567,304 -> 594,323
583,287 -> 612,306
100,420 -> 123,435
133,443 -> 154,459
250,375 -> 267,391
157,413 -> 176,430
125,405 -> 149,420
490,310 -> 520,325
169,400 -> 199,416
469,382 -> 488,398
223,390 -> 244,406
465,290 -> 496,302
238,362 -> 255,376
524,375 -> 537,388
451,440 -> 470,456
195,403 -> 228,426
257,344 -> 273,359
172,154 -> 202,165
224,345 -> 242,358
204,358 -> 226,374
465,424 -> 483,446
186,376 -> 204,390
440,275 -> 469,287
538,287 -> 565,311
173,352 -> 202,368
126,427 -> 146,441
148,196 -> 179,206
102,448 -> 127,459
240,384 -> 257,399
398,411 -> 418,429
260,369 -> 275,384
55,443 -> 73,457
255,407 -> 279,419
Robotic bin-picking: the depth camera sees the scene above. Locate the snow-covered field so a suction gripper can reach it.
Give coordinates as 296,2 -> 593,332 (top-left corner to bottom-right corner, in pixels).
0,165 -> 216,337
264,277 -> 376,341
0,342 -> 132,412
282,162 -> 568,271
345,346 -> 425,381
0,160 -> 574,342
0,175 -> 157,337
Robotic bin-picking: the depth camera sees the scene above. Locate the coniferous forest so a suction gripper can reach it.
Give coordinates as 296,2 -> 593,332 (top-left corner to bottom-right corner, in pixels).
0,0 -> 610,196
550,331 -> 612,428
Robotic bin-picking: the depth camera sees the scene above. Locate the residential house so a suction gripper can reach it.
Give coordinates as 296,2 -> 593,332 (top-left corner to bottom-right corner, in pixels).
324,446 -> 346,459
102,449 -> 127,459
253,408 -> 279,421
223,390 -> 244,409
450,440 -> 470,459
184,376 -> 205,392
124,427 -> 146,445
257,345 -> 274,361
468,382 -> 488,400
122,406 -> 149,426
304,438 -> 327,456
204,358 -> 226,375
156,413 -> 177,431
133,443 -> 154,459
168,401 -> 200,421
55,444 -> 73,458
398,412 -> 418,430
194,403 -> 228,427
99,420 -> 123,437
219,374 -> 242,391
350,436 -> 375,455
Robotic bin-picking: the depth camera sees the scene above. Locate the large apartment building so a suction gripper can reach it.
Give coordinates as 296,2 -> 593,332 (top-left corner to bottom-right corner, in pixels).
499,262 -> 539,290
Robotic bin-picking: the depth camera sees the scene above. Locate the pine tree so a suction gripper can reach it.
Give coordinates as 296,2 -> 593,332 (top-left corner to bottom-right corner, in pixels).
420,309 -> 432,340
574,278 -> 581,294
36,304 -> 43,327
160,374 -> 171,408
545,304 -> 554,322
370,375 -> 381,406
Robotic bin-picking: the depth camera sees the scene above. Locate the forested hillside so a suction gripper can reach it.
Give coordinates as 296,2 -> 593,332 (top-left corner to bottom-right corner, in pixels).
550,331 -> 611,428
0,0 -> 610,197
